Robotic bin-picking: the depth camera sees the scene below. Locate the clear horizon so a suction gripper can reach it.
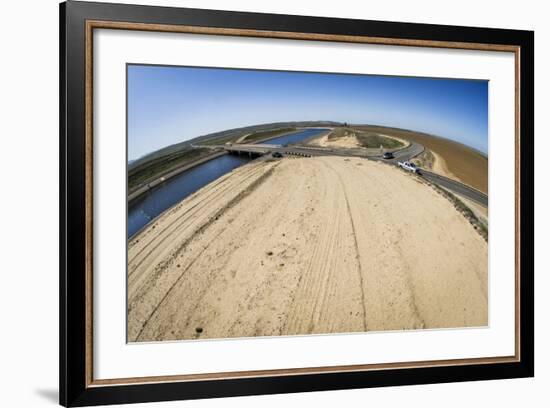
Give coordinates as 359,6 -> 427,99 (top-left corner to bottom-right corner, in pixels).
128,65 -> 488,161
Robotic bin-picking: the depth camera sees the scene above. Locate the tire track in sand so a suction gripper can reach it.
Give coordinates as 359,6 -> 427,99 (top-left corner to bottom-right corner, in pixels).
129,163 -> 279,341
136,158 -> 310,341
128,163 -> 270,281
335,170 -> 368,331
127,162 -> 275,299
282,159 -> 366,335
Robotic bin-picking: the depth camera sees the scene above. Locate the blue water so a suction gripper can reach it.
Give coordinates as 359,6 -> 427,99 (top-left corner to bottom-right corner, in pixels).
127,128 -> 328,238
260,128 -> 328,146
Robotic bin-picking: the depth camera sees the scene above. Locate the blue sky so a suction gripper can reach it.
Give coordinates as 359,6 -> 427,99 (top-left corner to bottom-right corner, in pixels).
128,64 -> 488,160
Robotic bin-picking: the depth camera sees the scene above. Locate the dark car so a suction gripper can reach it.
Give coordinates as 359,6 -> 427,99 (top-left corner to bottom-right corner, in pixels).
383,152 -> 394,159
272,152 -> 283,158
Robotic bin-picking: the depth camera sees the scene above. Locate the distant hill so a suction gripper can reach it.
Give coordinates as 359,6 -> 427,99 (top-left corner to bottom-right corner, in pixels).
129,121 -> 342,170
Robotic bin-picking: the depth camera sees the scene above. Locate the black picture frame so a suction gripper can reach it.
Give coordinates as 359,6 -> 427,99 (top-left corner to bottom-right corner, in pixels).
60,1 -> 534,406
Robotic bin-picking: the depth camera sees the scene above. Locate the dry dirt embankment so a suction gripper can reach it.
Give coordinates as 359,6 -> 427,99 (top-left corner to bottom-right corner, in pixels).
128,157 -> 488,342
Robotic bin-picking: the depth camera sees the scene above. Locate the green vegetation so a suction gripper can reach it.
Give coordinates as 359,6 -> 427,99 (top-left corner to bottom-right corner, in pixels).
328,127 -> 405,149
127,125 -> 299,194
128,147 -> 213,192
200,134 -> 242,146
200,127 -> 297,146
327,127 -> 350,140
239,127 -> 296,144
411,149 -> 435,169
355,132 -> 404,149
431,183 -> 488,242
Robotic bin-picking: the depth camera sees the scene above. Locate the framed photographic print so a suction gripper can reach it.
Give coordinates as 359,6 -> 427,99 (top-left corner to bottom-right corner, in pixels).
59,1 -> 534,406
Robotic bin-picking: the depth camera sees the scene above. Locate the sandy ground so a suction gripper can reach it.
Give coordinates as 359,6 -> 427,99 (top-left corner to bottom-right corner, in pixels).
310,134 -> 360,148
451,190 -> 489,229
128,157 -> 488,342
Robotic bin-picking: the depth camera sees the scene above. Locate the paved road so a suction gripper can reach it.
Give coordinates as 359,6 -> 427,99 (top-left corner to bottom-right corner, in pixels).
365,142 -> 487,206
222,142 -> 488,207
385,142 -> 424,162
420,170 -> 488,207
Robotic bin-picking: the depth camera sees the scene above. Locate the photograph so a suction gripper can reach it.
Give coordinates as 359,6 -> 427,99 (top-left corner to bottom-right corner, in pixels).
54,1 -> 535,405
126,64 -> 489,343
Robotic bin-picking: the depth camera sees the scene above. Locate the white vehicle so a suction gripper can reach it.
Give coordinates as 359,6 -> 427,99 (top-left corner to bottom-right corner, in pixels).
398,161 -> 420,174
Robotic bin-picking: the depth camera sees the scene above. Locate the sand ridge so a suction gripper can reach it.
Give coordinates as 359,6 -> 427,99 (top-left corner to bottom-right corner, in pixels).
128,156 -> 488,342
311,134 -> 360,149
307,130 -> 409,151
